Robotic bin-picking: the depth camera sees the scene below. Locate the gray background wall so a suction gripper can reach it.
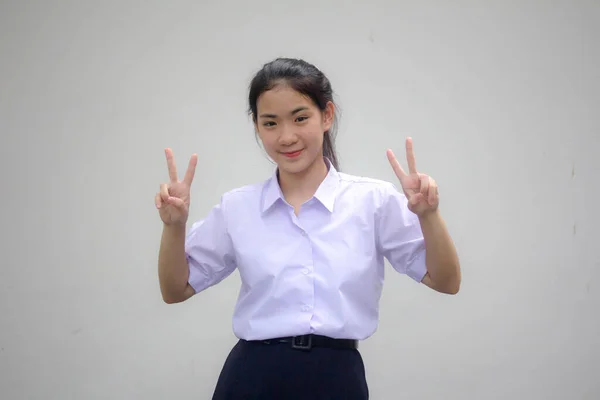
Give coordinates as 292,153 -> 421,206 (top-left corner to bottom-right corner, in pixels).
1,1 -> 598,399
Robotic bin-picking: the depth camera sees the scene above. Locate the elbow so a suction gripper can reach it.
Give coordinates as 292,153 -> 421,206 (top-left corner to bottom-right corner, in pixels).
160,287 -> 185,304
162,295 -> 182,304
429,270 -> 460,295
424,264 -> 461,295
442,274 -> 461,295
444,280 -> 460,295
435,281 -> 460,295
442,262 -> 461,294
161,282 -> 195,304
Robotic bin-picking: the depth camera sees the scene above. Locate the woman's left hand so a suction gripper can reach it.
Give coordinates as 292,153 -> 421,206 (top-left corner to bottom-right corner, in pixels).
387,137 -> 439,217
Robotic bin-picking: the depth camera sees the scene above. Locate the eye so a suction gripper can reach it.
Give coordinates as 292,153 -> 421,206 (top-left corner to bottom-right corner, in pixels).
296,116 -> 309,123
263,121 -> 276,127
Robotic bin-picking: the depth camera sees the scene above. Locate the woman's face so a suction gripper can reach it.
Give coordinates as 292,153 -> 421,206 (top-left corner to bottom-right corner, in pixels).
255,84 -> 333,176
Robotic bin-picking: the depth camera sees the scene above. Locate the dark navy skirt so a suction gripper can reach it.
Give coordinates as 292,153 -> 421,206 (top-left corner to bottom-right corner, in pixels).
211,338 -> 369,399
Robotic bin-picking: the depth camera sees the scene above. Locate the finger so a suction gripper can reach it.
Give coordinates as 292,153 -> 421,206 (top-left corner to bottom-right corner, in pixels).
386,149 -> 407,179
419,174 -> 429,196
165,148 -> 179,182
409,193 -> 424,206
428,178 -> 437,205
183,154 -> 198,186
406,137 -> 417,175
160,183 -> 170,202
155,193 -> 162,209
166,196 -> 185,209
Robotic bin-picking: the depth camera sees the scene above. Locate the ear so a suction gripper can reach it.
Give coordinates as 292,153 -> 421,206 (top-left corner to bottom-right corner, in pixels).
322,101 -> 335,131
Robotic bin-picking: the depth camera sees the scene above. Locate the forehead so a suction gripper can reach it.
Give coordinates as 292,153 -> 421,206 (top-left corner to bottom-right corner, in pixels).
256,85 -> 315,113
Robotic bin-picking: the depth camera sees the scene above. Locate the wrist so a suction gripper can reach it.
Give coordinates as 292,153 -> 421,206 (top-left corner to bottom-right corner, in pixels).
417,208 -> 440,224
163,222 -> 186,234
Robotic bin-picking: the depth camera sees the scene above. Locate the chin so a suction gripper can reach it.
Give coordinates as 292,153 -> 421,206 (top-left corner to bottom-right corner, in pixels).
276,153 -> 313,175
278,161 -> 309,175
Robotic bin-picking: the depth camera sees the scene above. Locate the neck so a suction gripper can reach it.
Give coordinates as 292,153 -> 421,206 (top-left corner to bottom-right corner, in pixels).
278,157 -> 328,202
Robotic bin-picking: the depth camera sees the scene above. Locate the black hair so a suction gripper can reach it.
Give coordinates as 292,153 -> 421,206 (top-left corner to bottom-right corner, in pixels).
248,57 -> 340,170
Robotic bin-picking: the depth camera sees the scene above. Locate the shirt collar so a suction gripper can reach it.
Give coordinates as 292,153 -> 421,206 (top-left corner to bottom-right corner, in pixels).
261,158 -> 340,214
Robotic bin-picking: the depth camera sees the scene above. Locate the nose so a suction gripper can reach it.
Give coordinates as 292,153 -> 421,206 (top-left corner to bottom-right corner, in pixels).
278,124 -> 298,146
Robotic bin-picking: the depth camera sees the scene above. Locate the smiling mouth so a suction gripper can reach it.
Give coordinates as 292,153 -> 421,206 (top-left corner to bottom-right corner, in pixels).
282,149 -> 303,158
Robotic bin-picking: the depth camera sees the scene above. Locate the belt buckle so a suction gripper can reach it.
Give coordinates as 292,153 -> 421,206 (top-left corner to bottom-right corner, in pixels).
291,335 -> 312,350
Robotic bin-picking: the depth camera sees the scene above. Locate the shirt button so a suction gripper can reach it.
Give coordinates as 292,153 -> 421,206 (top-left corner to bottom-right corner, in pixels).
302,305 -> 310,312
303,268 -> 309,275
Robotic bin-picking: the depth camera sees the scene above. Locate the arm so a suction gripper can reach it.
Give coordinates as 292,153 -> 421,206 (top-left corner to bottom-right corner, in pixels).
385,137 -> 461,294
155,148 -> 235,304
155,148 -> 198,304
418,210 -> 461,294
158,200 -> 237,304
158,224 -> 196,304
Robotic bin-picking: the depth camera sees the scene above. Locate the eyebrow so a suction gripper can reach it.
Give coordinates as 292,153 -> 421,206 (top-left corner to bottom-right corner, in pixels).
259,106 -> 309,119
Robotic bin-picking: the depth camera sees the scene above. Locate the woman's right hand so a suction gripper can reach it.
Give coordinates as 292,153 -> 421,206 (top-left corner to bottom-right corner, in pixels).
155,148 -> 198,226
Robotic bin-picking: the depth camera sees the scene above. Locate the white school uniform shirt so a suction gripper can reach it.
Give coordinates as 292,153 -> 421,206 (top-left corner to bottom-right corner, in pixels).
185,159 -> 427,341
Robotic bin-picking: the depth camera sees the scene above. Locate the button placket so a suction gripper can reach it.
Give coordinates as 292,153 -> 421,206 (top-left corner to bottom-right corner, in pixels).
298,227 -> 314,316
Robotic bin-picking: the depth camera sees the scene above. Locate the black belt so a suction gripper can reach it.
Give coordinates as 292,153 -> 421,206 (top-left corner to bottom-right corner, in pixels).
251,334 -> 358,351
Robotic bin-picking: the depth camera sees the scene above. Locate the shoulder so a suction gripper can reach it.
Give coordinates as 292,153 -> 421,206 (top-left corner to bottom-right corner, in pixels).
222,180 -> 265,198
338,171 -> 393,187
336,171 -> 402,203
334,171 -> 412,222
218,178 -> 269,209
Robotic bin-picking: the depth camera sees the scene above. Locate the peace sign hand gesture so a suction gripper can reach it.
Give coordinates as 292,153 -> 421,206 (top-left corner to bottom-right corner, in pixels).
387,138 -> 439,217
155,148 -> 198,226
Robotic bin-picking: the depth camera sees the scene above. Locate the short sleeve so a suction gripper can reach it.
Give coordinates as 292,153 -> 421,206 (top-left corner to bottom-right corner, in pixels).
376,182 -> 428,283
185,196 -> 237,293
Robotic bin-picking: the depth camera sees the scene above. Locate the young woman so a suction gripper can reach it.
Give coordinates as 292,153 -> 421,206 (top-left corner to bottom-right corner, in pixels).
156,58 -> 461,399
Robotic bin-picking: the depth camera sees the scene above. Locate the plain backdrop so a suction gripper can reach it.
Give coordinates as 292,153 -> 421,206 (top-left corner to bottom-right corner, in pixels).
1,1 -> 599,399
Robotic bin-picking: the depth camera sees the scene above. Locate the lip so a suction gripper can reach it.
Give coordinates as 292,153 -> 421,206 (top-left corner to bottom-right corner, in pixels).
282,149 -> 303,158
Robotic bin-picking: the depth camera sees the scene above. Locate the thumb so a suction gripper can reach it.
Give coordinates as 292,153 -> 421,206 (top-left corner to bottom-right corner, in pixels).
166,196 -> 186,209
409,193 -> 424,206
